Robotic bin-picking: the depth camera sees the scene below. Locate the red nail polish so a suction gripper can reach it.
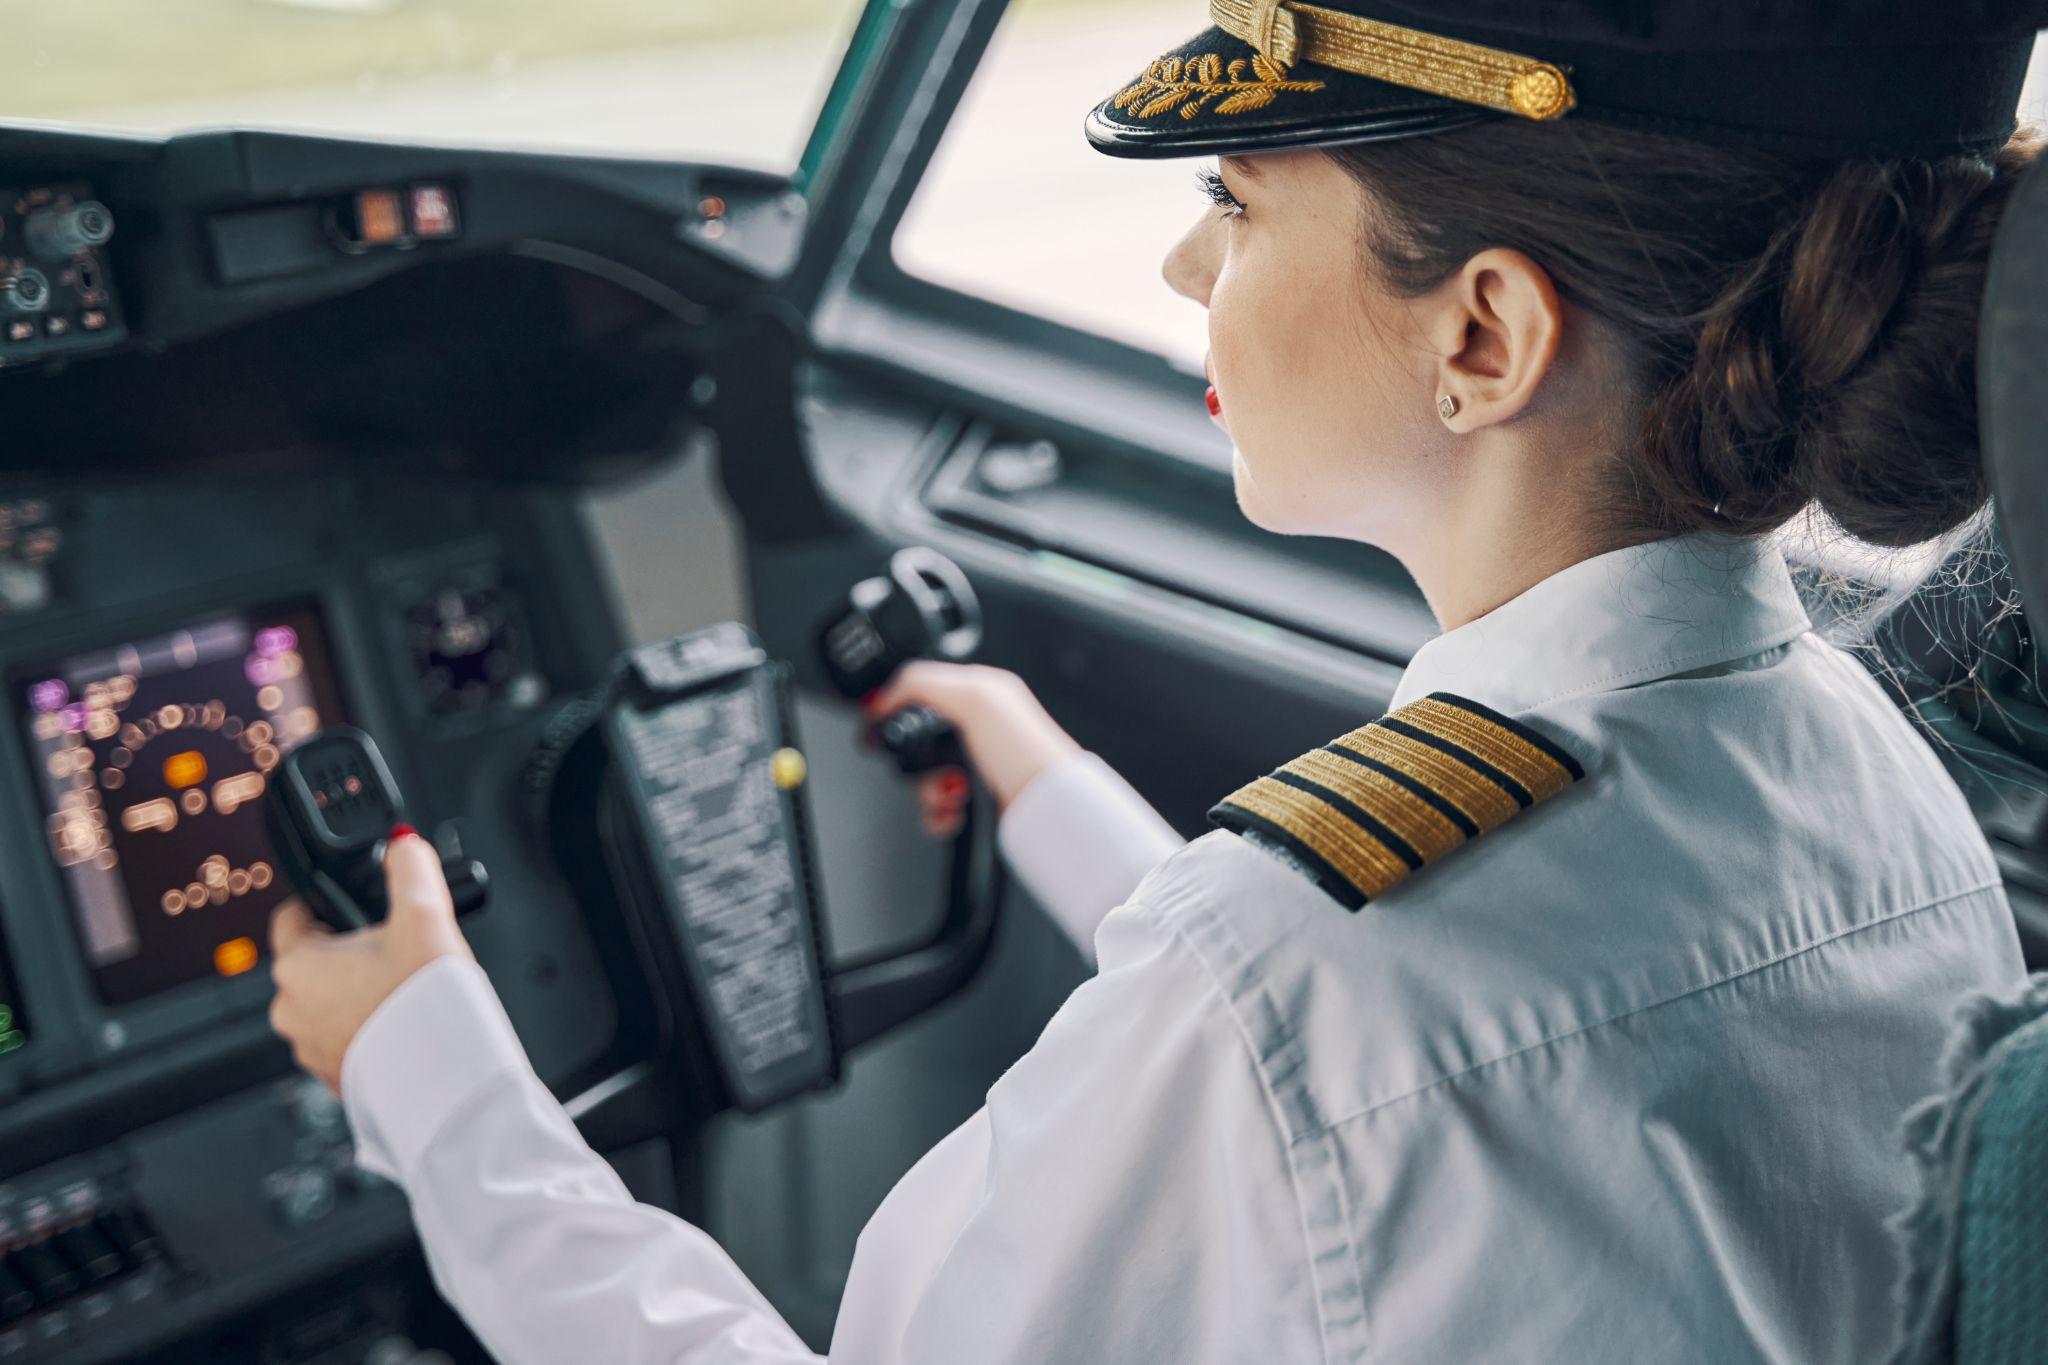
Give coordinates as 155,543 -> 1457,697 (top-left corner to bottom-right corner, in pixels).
1205,386 -> 1221,417
938,772 -> 969,797
388,823 -> 419,842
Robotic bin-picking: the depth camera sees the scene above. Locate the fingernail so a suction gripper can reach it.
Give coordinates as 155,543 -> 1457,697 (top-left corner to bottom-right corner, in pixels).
388,823 -> 419,842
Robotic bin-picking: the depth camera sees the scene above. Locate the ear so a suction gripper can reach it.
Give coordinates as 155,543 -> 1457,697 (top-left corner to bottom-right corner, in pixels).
1426,248 -> 1563,430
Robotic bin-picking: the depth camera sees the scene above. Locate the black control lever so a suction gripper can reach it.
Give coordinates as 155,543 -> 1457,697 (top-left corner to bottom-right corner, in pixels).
266,726 -> 489,931
817,547 -> 983,773
814,548 -> 1006,1050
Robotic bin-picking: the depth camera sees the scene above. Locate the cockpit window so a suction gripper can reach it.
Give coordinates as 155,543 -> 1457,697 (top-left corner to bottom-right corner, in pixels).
896,0 -> 1204,369
2,0 -> 865,171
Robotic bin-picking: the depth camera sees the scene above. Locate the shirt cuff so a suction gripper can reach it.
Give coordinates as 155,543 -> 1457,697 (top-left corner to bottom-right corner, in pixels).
998,752 -> 1185,962
341,954 -> 533,1184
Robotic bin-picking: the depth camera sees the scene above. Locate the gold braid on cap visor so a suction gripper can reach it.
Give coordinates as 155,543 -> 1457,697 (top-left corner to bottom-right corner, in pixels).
1209,0 -> 1576,120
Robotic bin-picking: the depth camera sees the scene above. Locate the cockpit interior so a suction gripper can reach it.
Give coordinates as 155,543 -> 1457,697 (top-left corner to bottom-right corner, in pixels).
2,3 -> 2047,1362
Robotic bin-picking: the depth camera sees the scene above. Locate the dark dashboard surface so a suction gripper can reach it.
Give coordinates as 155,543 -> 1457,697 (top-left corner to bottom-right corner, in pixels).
0,122 -> 799,1363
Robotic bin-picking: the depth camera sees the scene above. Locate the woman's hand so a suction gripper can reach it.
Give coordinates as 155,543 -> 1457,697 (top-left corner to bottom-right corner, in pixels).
267,828 -> 473,1094
862,662 -> 1082,837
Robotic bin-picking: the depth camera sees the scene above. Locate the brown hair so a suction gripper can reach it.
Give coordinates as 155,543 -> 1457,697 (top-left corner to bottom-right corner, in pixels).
1327,123 -> 2041,548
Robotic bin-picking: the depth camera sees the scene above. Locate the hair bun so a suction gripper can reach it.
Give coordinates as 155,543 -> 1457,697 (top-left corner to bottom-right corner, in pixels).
1773,144 -> 2034,547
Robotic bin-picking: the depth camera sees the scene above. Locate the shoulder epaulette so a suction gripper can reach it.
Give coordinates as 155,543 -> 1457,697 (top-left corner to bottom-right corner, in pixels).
1208,692 -> 1585,911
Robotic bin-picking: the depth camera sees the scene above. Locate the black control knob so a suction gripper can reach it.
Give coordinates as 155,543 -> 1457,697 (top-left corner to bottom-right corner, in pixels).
817,548 -> 984,776
25,200 -> 113,260
2,270 -> 50,315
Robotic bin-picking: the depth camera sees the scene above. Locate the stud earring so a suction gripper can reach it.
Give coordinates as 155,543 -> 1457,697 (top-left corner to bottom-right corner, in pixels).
1437,394 -> 1459,421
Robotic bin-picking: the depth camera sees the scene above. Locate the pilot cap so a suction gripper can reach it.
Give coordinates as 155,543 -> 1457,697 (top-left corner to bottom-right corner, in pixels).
1085,1 -> 2048,160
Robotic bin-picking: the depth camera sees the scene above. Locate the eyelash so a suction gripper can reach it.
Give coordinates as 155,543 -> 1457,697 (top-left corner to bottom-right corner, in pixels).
1197,168 -> 1246,218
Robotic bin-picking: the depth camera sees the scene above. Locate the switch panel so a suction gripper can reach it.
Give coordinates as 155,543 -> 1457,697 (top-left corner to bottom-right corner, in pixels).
0,183 -> 124,368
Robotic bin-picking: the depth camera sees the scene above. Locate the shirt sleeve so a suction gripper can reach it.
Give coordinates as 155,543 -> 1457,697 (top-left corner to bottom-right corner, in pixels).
341,955 -> 821,1365
828,897 -> 1322,1364
995,752 -> 1185,963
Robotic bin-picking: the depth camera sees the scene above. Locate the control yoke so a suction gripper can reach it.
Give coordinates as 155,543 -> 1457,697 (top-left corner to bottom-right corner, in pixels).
525,549 -> 1004,1131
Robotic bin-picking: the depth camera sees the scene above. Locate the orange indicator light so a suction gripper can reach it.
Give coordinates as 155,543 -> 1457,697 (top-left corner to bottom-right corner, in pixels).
214,937 -> 259,977
164,750 -> 208,789
356,189 -> 407,246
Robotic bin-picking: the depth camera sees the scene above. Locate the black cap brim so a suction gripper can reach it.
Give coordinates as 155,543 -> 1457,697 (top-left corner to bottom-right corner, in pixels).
1086,25 -> 1492,160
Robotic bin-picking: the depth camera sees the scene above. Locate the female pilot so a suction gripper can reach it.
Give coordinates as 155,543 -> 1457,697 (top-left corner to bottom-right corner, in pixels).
269,1 -> 2048,1359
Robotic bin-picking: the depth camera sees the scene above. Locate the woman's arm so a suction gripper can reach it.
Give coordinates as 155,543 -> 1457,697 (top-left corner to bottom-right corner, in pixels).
270,834 -> 819,1364
862,663 -> 1186,960
317,864 -> 1311,1365
996,751 -> 1185,958
342,957 -> 819,1365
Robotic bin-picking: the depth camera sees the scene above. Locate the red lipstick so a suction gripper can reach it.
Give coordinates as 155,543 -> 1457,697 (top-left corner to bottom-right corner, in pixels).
1205,386 -> 1221,417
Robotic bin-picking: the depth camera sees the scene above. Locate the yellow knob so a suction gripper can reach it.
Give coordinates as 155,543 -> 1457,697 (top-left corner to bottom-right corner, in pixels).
771,747 -> 808,791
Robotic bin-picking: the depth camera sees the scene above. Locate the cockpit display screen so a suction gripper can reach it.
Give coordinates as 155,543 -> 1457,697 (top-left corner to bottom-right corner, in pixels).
20,605 -> 347,1006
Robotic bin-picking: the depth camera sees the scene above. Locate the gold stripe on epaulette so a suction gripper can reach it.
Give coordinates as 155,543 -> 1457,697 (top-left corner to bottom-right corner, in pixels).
1282,748 -> 1466,863
1209,0 -> 1576,121
1337,723 -> 1522,827
1223,776 -> 1415,900
1210,691 -> 1584,910
1399,696 -> 1579,802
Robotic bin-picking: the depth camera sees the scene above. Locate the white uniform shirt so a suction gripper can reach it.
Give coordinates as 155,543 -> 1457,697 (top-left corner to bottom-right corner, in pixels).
342,533 -> 2025,1363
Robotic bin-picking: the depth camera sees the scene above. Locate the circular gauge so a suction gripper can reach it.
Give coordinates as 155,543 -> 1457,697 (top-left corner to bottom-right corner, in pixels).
405,584 -> 539,717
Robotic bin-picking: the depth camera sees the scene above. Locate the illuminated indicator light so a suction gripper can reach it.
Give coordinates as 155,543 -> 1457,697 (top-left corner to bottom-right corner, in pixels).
162,889 -> 186,915
344,775 -> 362,796
257,685 -> 283,711
771,747 -> 807,790
185,881 -> 207,907
180,789 -> 208,816
214,938 -> 259,977
163,749 -> 207,789
699,195 -> 727,219
28,678 -> 66,712
213,771 -> 266,815
121,798 -> 178,834
249,862 -> 273,890
410,183 -> 460,239
228,868 -> 251,896
354,189 -> 407,246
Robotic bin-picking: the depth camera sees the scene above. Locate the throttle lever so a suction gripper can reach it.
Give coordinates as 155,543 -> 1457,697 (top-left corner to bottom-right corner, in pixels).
265,726 -> 489,931
817,547 -> 983,773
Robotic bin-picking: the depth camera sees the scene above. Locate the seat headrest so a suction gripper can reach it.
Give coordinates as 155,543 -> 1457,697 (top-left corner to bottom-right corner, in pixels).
1984,155 -> 2048,615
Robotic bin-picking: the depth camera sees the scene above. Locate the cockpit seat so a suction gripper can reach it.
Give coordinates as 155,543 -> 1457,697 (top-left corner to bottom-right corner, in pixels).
1882,141 -> 2048,1363
1890,977 -> 2048,1365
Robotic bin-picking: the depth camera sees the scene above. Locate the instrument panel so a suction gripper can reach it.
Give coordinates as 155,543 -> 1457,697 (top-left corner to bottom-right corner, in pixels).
0,479 -> 630,1364
0,121 -> 786,1364
17,605 -> 347,1007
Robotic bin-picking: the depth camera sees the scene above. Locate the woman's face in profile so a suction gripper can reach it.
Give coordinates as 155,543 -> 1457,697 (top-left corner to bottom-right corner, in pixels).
1165,150 -> 1442,542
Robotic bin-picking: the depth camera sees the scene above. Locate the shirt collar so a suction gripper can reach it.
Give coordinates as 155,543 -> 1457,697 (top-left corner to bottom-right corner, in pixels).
1389,534 -> 1814,715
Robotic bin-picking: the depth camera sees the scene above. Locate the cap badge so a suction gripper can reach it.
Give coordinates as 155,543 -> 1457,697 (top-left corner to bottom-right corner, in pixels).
1210,0 -> 1577,121
1113,52 -> 1327,121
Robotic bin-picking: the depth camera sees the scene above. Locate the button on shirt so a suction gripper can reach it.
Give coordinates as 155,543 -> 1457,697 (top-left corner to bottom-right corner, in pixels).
342,533 -> 2024,1364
